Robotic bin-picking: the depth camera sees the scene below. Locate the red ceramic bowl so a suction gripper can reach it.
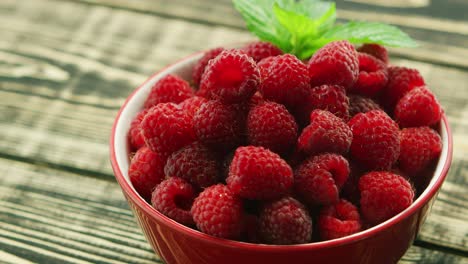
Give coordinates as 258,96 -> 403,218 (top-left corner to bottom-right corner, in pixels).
110,51 -> 453,264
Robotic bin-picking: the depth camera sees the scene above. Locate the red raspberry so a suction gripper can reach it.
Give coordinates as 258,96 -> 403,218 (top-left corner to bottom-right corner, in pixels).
257,56 -> 276,78
348,110 -> 400,170
129,147 -> 167,201
200,49 -> 260,103
308,40 -> 359,89
300,85 -> 350,121
259,197 -> 312,245
381,66 -> 425,109
151,177 -> 195,226
191,184 -> 243,239
179,96 -> 208,118
341,162 -> 366,205
298,110 -> 352,155
141,103 -> 196,156
318,199 -> 362,241
295,153 -> 350,206
359,171 -> 414,225
227,146 -> 293,200
144,74 -> 194,109
399,127 -> 442,176
193,100 -> 243,150
164,142 -> 220,188
357,44 -> 389,64
128,109 -> 148,151
247,102 -> 298,154
348,95 -> 382,117
258,54 -> 310,108
395,86 -> 442,127
192,47 -> 224,87
350,53 -> 388,97
242,41 -> 283,62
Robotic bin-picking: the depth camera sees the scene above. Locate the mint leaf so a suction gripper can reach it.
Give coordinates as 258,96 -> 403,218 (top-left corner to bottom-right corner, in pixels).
321,21 -> 418,47
232,0 -> 292,52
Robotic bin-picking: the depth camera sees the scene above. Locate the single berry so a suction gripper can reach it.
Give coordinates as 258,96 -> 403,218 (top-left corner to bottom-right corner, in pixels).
258,54 -> 310,108
357,44 -> 389,64
259,197 -> 312,245
227,146 -> 293,200
144,74 -> 194,109
381,66 -> 425,109
128,109 -> 148,151
350,53 -> 388,97
164,142 -> 220,188
151,177 -> 196,226
299,84 -> 349,122
141,103 -> 196,156
295,153 -> 350,206
200,49 -> 260,103
399,127 -> 442,176
348,95 -> 382,118
359,171 -> 414,225
243,41 -> 283,62
308,40 -> 359,89
247,102 -> 298,154
192,47 -> 224,86
348,110 -> 400,170
179,96 -> 209,118
129,147 -> 167,201
297,110 -> 352,155
193,100 -> 243,150
395,86 -> 442,127
191,184 -> 243,239
318,199 -> 362,240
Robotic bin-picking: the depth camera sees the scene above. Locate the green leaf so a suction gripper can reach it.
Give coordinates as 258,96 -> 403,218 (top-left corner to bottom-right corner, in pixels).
321,21 -> 418,47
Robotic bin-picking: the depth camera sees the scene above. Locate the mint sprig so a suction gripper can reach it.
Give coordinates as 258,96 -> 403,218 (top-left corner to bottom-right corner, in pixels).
233,0 -> 418,60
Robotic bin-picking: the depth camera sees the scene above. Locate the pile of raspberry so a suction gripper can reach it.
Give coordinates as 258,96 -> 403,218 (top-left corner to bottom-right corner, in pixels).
128,40 -> 443,245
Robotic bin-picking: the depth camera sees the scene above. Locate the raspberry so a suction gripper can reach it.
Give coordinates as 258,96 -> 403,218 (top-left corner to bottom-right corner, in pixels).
243,41 -> 283,62
295,153 -> 350,206
348,110 -> 400,170
297,110 -> 352,155
259,197 -> 312,245
348,95 -> 382,117
350,53 -> 388,97
300,85 -> 350,121
164,142 -> 220,188
359,172 -> 415,225
200,49 -> 260,103
341,162 -> 366,205
308,40 -> 359,89
128,109 -> 148,151
249,91 -> 265,106
129,147 -> 167,201
399,127 -> 442,176
227,146 -> 293,200
192,47 -> 224,86
381,66 -> 425,109
357,44 -> 389,64
191,184 -> 243,239
193,100 -> 243,150
141,103 -> 196,156
247,102 -> 298,154
258,54 -> 310,108
151,177 -> 195,226
179,96 -> 208,118
394,86 -> 442,127
318,199 -> 362,240
257,56 -> 275,78
144,74 -> 194,109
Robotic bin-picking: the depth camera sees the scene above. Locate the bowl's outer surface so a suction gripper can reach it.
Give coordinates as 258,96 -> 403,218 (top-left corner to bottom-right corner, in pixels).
110,52 -> 453,264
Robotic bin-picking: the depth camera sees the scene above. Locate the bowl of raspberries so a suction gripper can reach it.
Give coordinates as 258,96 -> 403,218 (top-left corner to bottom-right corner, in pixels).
110,40 -> 452,264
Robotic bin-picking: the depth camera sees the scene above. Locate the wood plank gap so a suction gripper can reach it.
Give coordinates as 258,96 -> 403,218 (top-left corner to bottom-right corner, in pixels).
413,240 -> 468,259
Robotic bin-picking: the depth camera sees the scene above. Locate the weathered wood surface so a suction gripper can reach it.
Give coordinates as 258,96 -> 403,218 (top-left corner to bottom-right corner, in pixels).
0,0 -> 467,263
0,158 -> 466,264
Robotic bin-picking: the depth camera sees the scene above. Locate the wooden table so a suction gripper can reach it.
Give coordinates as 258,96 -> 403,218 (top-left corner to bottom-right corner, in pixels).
0,0 -> 467,263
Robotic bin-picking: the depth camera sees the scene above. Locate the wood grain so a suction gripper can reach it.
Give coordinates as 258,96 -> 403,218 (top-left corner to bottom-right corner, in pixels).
0,158 -> 465,264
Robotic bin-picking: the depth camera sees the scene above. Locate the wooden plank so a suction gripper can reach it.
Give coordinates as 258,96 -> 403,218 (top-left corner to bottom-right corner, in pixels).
0,158 -> 466,264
